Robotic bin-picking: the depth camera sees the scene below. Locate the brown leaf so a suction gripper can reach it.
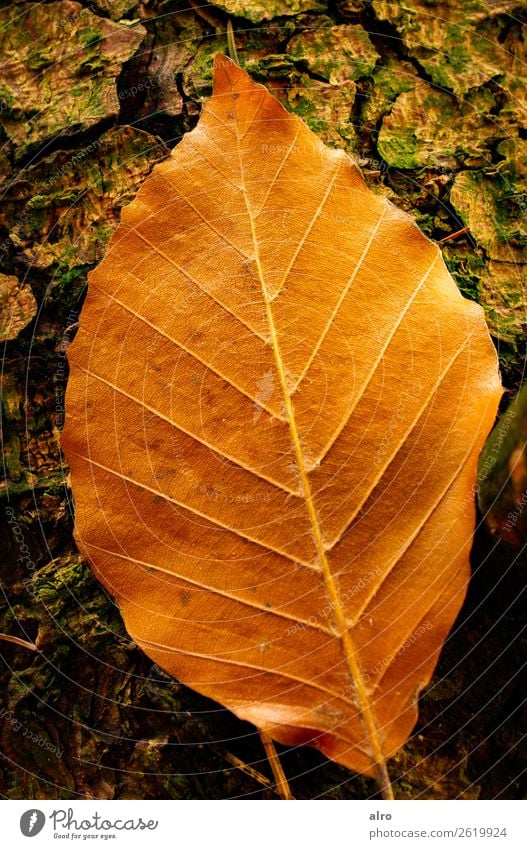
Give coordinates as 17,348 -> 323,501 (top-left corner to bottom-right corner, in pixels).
62,56 -> 502,794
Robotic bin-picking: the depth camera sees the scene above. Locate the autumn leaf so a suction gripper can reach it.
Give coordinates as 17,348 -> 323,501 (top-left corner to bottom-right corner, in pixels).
62,56 -> 502,797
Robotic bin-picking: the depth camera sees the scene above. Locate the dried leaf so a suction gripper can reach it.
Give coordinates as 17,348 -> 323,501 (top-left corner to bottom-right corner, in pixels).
62,57 -> 502,791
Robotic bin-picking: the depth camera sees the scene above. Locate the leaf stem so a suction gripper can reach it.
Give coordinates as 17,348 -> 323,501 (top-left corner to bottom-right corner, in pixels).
255,223 -> 395,801
259,730 -> 293,800
230,75 -> 394,801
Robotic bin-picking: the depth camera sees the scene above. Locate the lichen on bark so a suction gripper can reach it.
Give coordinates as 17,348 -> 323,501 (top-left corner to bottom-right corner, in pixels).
0,1 -> 146,161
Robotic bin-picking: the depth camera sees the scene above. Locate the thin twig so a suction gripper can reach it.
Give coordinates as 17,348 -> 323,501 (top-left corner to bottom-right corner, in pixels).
259,730 -> 293,800
439,226 -> 469,244
0,633 -> 37,651
213,745 -> 273,791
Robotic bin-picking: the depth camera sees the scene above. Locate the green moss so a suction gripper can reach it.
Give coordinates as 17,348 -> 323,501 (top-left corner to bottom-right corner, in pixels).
378,127 -> 419,169
242,54 -> 295,79
287,24 -> 378,84
361,59 -> 417,129
25,48 -> 54,72
0,4 -> 145,160
79,26 -> 103,49
450,170 -> 527,262
286,72 -> 357,151
33,556 -> 126,642
3,435 -> 22,481
1,377 -> 22,422
3,127 -> 167,276
379,82 -> 499,169
0,87 -> 14,108
207,0 -> 325,23
443,247 -> 485,303
183,42 -> 219,101
449,43 -> 471,74
373,0 -> 506,95
91,0 -> 139,20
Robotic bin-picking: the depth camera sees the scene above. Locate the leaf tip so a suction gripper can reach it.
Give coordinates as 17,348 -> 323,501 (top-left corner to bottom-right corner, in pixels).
212,51 -> 257,98
212,51 -> 239,82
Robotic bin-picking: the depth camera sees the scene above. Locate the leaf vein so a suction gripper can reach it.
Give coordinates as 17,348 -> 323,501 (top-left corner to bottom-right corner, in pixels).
229,73 -> 392,788
89,281 -> 286,421
274,158 -> 343,298
156,168 -> 253,261
139,638 -> 354,703
314,253 -> 439,465
350,431 -> 483,621
77,364 -> 300,497
69,451 -> 318,572
292,204 -> 389,392
125,225 -> 267,342
84,541 -> 333,635
325,337 -> 471,548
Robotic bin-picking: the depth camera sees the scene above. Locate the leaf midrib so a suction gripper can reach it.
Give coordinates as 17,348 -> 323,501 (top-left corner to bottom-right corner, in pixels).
228,83 -> 392,793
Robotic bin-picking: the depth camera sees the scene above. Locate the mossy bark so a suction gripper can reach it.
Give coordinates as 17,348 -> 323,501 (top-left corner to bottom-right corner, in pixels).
1,0 -> 525,799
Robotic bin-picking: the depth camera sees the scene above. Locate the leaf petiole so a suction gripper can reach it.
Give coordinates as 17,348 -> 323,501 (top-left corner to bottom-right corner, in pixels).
259,730 -> 294,800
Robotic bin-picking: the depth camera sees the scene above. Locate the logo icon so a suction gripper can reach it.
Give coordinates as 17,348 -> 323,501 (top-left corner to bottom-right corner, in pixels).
20,810 -> 46,837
